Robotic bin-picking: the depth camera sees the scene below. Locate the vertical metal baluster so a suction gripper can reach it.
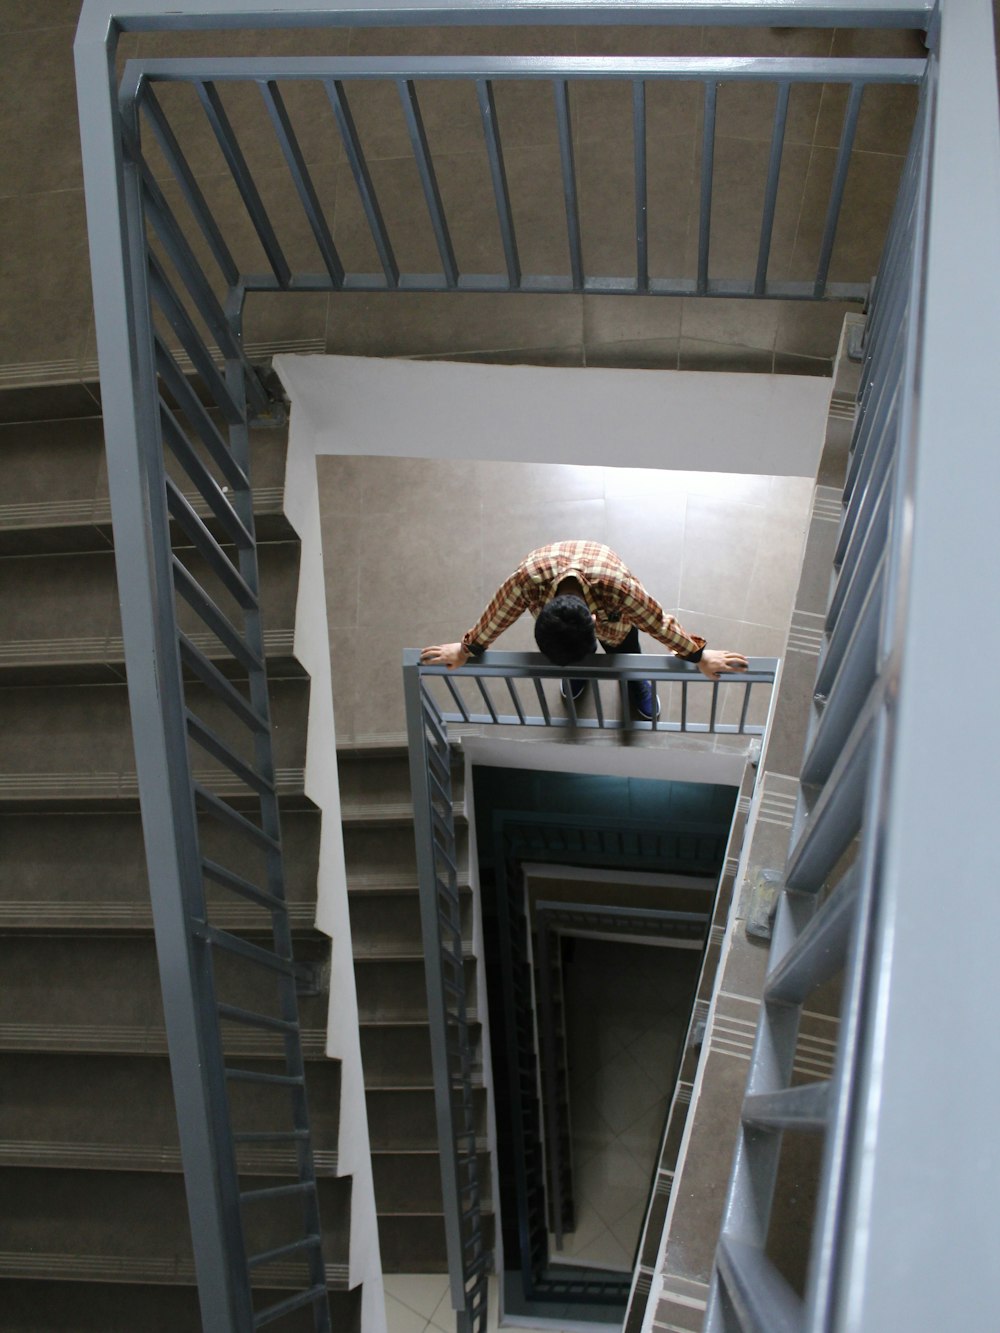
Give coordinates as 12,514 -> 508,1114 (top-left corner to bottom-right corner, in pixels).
398,78 -> 458,287
697,81 -> 718,294
633,78 -> 649,293
553,79 -> 583,290
260,80 -> 344,288
196,81 -> 290,287
325,79 -> 399,288
754,82 -> 789,295
814,80 -> 864,297
477,78 -> 521,289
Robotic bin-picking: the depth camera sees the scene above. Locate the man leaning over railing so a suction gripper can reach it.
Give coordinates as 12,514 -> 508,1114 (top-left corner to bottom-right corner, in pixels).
421,540 -> 748,721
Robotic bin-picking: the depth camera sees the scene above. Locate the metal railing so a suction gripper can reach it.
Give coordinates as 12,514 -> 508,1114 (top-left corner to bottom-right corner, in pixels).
706,2 -> 1000,1329
404,652 -> 775,1328
409,649 -> 779,735
71,2 -> 1000,1332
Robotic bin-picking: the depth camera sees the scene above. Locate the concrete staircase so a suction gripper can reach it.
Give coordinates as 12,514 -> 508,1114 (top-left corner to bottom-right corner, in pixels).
0,412 -> 362,1329
339,743 -> 494,1272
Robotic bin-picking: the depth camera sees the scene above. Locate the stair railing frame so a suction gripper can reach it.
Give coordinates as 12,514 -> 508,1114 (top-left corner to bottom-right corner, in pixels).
404,652 -> 776,1329
706,2 -> 1000,1329
72,3 -> 977,1332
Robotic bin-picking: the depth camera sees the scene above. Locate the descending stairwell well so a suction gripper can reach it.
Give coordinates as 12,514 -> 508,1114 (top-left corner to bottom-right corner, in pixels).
0,410 -> 377,1330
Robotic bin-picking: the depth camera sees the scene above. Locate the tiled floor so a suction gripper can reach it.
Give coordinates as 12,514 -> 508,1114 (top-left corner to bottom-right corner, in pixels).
385,1273 -> 584,1333
553,939 -> 702,1272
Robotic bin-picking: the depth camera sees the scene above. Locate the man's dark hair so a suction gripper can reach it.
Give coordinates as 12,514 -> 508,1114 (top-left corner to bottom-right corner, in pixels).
534,596 -> 598,666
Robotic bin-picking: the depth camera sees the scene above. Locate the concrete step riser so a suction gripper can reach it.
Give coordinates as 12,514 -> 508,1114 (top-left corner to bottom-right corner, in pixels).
0,937 -> 331,1046
0,810 -> 323,925
0,1280 -> 362,1333
3,1167 -> 352,1271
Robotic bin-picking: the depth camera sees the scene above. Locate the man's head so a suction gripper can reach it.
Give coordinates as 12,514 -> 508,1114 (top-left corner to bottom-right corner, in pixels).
534,595 -> 598,666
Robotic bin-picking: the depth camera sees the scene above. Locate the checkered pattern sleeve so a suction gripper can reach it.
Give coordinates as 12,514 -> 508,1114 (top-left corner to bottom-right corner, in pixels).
461,568 -> 532,653
616,568 -> 706,657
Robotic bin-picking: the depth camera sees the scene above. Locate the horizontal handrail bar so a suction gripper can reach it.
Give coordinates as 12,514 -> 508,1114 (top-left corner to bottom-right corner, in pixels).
408,649 -> 778,679
89,2 -> 935,41
129,54 -> 925,84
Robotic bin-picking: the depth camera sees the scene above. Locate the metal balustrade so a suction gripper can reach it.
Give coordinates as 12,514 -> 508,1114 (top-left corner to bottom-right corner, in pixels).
706,3 -> 1000,1329
408,649 -> 779,735
404,651 -> 775,1328
72,2 -> 1000,1332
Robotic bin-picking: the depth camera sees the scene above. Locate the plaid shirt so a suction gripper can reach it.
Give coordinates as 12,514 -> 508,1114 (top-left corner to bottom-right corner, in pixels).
462,541 -> 706,657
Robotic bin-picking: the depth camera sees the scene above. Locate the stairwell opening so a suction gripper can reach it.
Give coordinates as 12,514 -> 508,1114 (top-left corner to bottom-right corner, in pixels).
468,763 -> 739,1327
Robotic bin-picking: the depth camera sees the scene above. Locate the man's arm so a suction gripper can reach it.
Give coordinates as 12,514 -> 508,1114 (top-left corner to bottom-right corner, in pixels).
617,571 -> 748,679
421,568 -> 529,670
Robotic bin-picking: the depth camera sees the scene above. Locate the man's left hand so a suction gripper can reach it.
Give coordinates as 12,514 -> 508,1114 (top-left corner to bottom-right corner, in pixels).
697,649 -> 749,680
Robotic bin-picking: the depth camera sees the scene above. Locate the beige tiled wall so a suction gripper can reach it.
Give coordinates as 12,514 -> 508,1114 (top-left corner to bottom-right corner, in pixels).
317,455 -> 813,744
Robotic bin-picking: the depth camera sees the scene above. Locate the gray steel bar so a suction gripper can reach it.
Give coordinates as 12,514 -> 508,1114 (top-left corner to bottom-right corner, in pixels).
166,480 -> 258,609
765,869 -> 858,1005
404,664 -> 486,1328
202,857 -> 285,911
253,1286 -> 329,1329
133,54 -> 926,84
803,575 -> 882,786
504,677 -> 527,724
81,1 -> 935,35
326,79 -> 399,287
162,415 -> 254,550
827,470 -> 890,641
398,78 -> 459,287
697,81 -> 717,293
194,784 -> 280,851
633,79 -> 648,291
172,557 -> 262,673
476,79 -> 520,288
74,21 -> 253,1327
179,634 -> 269,733
226,1068 -> 304,1086
784,709 -> 872,891
204,925 -> 292,973
260,80 -> 345,287
186,710 -> 272,795
154,340 -> 249,490
754,82 -> 789,294
196,80 -> 291,285
813,79 -> 863,296
217,1002 -> 299,1032
247,1235 -> 322,1266
553,79 -> 584,289
715,1237 -> 803,1333
137,83 -> 240,289
140,176 -> 265,413
742,1080 -> 831,1132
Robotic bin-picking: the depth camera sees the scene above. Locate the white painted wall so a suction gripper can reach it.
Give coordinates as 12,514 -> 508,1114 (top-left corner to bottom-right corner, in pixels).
281,412 -> 386,1333
275,355 -> 830,477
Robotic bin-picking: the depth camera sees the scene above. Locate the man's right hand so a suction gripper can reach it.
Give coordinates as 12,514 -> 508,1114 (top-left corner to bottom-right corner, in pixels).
420,642 -> 471,670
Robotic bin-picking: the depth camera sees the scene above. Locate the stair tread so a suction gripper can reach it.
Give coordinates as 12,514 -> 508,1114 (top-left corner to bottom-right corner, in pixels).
0,1139 -> 339,1176
0,902 -> 319,930
0,1251 -> 350,1290
0,1023 -> 330,1056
